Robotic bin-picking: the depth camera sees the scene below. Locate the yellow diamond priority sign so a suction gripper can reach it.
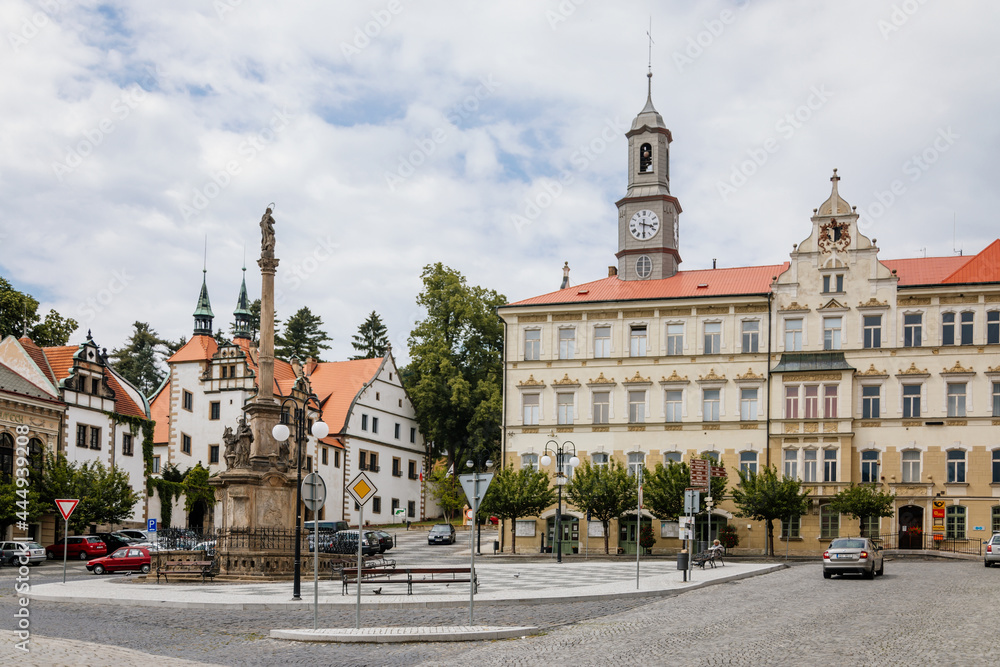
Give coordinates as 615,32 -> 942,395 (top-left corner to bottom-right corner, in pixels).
348,472 -> 377,507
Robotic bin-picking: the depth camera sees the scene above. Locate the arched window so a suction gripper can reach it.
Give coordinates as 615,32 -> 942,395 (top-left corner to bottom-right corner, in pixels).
739,451 -> 757,475
639,143 -> 653,173
521,453 -> 538,471
820,504 -> 840,540
946,505 -> 966,539
861,450 -> 879,483
0,432 -> 13,481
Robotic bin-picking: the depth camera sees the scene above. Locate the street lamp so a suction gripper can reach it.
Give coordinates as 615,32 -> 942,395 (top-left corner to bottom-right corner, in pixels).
272,394 -> 328,601
465,456 -> 494,554
540,440 -> 579,563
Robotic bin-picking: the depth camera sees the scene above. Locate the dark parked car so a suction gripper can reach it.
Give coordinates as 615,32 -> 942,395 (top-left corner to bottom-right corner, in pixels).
1,541 -> 46,565
86,547 -> 152,575
326,530 -> 380,556
46,536 -> 107,561
373,530 -> 394,553
823,537 -> 884,579
428,523 -> 456,545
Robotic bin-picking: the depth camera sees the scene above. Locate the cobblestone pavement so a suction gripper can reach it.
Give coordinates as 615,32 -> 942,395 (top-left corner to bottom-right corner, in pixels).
3,560 -> 999,665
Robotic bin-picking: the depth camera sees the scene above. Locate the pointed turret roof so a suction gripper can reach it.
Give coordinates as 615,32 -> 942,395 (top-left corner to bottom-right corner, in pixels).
234,267 -> 251,317
194,270 -> 214,318
631,71 -> 667,132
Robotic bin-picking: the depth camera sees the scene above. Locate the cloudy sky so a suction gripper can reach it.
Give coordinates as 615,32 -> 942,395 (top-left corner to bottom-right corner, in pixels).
2,1 -> 998,367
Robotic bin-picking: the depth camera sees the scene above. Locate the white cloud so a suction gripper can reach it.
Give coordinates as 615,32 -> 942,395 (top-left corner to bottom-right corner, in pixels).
1,0 -> 998,365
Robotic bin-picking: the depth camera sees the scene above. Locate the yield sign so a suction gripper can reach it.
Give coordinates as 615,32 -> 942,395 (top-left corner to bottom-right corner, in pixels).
56,499 -> 79,520
458,473 -> 494,513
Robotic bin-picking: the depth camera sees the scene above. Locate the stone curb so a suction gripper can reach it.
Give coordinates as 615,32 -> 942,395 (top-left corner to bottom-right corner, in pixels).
29,564 -> 786,611
269,625 -> 540,643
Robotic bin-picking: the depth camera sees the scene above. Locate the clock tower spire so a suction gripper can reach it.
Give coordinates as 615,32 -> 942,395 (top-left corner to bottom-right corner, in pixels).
615,71 -> 682,280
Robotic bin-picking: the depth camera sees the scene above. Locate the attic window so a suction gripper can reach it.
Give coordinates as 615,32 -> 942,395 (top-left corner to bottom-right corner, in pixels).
577,289 -> 589,295
697,283 -> 709,289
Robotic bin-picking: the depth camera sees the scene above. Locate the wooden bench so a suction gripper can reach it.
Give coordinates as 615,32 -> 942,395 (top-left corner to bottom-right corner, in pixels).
342,566 -> 476,595
692,548 -> 725,569
156,559 -> 218,583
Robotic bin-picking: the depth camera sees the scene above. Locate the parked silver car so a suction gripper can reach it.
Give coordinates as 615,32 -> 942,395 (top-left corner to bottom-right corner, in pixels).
1,541 -> 46,565
823,537 -> 884,579
985,533 -> 1000,567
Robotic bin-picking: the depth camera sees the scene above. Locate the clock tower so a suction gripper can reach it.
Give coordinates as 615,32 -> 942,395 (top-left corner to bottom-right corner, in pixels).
615,72 -> 682,280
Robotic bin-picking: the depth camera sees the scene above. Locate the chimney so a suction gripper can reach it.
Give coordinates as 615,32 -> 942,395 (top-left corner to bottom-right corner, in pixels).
608,266 -> 618,277
560,262 -> 570,289
712,258 -> 717,269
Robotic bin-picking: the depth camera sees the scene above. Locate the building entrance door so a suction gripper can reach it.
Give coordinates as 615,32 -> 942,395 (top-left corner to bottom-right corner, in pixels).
898,504 -> 924,549
546,516 -> 579,554
695,515 -> 727,553
618,516 -> 652,555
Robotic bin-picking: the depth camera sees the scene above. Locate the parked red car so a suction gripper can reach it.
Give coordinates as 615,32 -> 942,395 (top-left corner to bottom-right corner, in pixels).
86,546 -> 152,575
46,536 -> 107,561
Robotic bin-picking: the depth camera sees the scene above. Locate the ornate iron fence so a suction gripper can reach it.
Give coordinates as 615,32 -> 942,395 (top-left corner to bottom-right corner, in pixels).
871,532 -> 982,556
151,527 -> 304,554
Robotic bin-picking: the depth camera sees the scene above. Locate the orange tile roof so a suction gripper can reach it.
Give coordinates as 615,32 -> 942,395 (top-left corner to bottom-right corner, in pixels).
305,358 -> 384,433
43,345 -> 148,419
18,337 -> 56,385
942,239 -> 1000,284
881,256 -> 970,287
507,264 -> 788,307
104,372 -> 147,418
168,335 -> 219,363
149,380 -> 171,444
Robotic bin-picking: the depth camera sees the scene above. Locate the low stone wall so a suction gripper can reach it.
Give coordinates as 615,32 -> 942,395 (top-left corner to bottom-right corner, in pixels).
217,550 -> 354,579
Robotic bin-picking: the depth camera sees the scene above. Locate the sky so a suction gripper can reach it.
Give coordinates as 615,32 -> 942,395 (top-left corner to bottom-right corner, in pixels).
2,1 -> 998,368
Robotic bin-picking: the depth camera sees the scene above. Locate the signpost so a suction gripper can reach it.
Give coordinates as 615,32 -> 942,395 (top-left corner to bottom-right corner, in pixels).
683,489 -> 700,582
458,472 -> 494,625
347,472 -> 377,630
302,472 -> 327,630
55,499 -> 79,584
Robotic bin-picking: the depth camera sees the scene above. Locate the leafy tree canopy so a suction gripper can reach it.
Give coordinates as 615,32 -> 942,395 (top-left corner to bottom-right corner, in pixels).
405,263 -> 506,468
275,306 -> 331,361
110,321 -> 174,396
479,466 -> 556,553
39,453 -> 139,532
350,310 -> 390,360
427,466 -> 466,522
643,457 -> 726,521
566,459 -> 637,554
731,465 -> 810,557
828,484 -> 896,536
0,276 -> 78,346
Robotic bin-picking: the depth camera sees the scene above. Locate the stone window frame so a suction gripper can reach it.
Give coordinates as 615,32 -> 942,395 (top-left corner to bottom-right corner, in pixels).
739,450 -> 758,476
521,392 -> 541,426
592,323 -> 613,358
558,326 -> 577,360
901,449 -> 921,483
802,447 -> 819,483
782,316 -> 805,351
739,318 -> 760,354
664,320 -> 686,356
946,448 -> 967,484
946,505 -> 967,539
901,310 -> 924,347
701,319 -> 723,355
860,449 -> 880,484
945,382 -> 970,417
523,327 -> 542,361
629,322 -> 649,358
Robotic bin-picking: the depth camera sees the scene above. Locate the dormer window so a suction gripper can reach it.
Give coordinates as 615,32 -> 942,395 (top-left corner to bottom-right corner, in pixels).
639,143 -> 653,173
822,274 -> 844,293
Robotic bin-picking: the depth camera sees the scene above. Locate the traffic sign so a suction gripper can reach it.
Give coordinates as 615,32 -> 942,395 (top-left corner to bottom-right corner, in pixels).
347,472 -> 377,506
458,473 -> 494,513
55,499 -> 79,521
684,489 -> 701,515
466,509 -> 474,520
147,518 -> 157,532
302,472 -> 327,511
710,465 -> 727,478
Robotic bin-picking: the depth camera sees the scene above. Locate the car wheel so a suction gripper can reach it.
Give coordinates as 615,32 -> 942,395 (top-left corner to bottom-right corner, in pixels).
986,560 -> 991,568
864,567 -> 874,580
92,564 -> 105,575
79,552 -> 89,561
823,570 -> 832,579
877,560 -> 884,576
140,564 -> 151,574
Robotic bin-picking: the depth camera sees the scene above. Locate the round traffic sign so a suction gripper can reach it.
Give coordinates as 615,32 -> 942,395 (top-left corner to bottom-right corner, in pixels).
301,472 -> 327,511
466,509 -> 474,519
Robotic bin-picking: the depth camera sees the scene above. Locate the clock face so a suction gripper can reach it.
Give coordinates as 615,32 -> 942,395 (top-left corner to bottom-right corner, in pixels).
629,210 -> 660,240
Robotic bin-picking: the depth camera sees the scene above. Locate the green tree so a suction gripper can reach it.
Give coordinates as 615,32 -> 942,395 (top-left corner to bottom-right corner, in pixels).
152,464 -> 187,529
428,466 -> 466,522
828,484 -> 896,537
0,276 -> 78,346
275,306 -> 331,361
0,480 -> 43,538
183,463 -> 215,513
643,457 -> 727,520
479,466 -> 556,553
730,465 -> 810,557
38,453 -> 138,531
110,322 -> 173,396
350,310 -> 390,359
405,263 -> 506,470
566,459 -> 638,554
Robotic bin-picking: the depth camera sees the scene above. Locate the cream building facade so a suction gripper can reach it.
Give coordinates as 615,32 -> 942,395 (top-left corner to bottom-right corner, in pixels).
498,79 -> 1000,555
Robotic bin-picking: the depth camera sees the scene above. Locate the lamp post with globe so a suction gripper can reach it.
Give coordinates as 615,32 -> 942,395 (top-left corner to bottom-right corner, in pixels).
540,440 -> 579,563
272,394 -> 328,601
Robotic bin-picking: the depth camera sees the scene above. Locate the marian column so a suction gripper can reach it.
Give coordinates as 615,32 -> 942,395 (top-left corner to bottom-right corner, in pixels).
245,206 -> 284,469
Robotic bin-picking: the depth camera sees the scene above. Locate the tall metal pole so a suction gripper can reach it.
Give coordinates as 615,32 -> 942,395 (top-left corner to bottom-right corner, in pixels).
555,481 -> 562,564
470,470 -> 477,625
292,407 -> 303,601
61,516 -> 68,584
636,465 -> 641,590
313,513 -> 319,630
355,504 -> 363,629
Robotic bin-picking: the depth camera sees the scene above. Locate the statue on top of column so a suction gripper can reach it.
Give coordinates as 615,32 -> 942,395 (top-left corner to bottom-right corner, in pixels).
260,207 -> 276,258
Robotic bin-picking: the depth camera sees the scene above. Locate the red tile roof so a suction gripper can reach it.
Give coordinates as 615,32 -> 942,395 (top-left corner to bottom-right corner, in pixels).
507,264 -> 788,307
18,337 -> 56,385
169,335 -> 219,363
42,345 -> 148,419
942,239 -> 1000,284
305,358 -> 384,433
149,380 -> 171,444
104,372 -> 147,418
881,256 -> 970,287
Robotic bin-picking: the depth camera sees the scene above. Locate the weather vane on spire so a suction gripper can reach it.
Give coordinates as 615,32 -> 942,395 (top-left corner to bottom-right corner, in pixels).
647,17 -> 654,75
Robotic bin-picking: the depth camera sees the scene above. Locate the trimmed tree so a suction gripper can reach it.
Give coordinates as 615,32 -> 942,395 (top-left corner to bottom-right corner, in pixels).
479,466 -> 556,554
565,459 -> 637,554
643,458 -> 727,520
827,484 -> 896,537
730,465 -> 810,557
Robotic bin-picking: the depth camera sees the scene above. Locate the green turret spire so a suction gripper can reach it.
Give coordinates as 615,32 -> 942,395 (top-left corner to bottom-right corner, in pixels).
233,264 -> 253,341
193,268 -> 214,336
